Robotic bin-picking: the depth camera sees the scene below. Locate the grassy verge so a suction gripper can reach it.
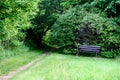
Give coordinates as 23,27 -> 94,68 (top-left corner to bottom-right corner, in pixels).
10,52 -> 120,80
0,47 -> 44,76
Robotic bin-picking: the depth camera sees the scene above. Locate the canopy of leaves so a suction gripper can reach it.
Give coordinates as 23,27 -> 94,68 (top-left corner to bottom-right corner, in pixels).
0,0 -> 38,49
26,0 -> 61,47
91,0 -> 120,17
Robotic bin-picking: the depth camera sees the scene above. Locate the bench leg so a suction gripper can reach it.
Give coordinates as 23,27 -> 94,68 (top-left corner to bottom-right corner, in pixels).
76,53 -> 78,56
96,53 -> 98,57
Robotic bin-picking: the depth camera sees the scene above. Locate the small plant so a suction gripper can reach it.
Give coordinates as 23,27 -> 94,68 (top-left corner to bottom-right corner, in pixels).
100,51 -> 117,58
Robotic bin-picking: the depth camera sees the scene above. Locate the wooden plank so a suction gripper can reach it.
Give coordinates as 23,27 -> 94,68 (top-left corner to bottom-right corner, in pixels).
80,45 -> 100,47
79,49 -> 100,51
78,45 -> 101,56
79,46 -> 100,48
79,50 -> 100,52
79,48 -> 100,50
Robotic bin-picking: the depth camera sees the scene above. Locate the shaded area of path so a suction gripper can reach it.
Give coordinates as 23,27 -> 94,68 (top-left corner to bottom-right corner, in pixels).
0,50 -> 51,80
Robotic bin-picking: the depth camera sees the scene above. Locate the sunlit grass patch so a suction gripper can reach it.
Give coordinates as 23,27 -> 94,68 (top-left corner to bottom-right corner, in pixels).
11,53 -> 120,80
0,47 -> 43,76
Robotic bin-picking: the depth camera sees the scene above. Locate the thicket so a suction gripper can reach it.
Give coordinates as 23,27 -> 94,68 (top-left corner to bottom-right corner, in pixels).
0,0 -> 38,50
0,0 -> 120,58
49,2 -> 120,58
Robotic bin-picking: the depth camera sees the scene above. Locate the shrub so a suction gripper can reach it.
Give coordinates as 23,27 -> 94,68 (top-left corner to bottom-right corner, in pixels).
49,5 -> 120,56
100,51 -> 117,58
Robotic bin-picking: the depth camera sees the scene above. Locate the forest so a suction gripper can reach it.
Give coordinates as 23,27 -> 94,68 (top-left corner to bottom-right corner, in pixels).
0,0 -> 120,80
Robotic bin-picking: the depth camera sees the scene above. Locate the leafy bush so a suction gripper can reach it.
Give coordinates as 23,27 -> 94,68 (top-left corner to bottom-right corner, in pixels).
49,5 -> 120,56
100,51 -> 117,58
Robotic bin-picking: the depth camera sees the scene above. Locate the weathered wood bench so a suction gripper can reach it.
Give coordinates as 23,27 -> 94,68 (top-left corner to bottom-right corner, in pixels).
78,45 -> 100,56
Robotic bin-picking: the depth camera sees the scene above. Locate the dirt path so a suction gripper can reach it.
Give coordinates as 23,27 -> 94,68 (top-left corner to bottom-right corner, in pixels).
0,51 -> 50,80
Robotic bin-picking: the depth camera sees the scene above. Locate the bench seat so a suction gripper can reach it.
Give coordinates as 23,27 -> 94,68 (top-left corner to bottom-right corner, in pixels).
78,45 -> 100,56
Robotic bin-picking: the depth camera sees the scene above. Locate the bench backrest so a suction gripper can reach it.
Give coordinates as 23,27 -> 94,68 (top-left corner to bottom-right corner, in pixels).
78,45 -> 100,53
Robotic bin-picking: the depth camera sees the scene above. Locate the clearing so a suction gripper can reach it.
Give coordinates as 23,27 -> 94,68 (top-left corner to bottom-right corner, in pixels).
10,52 -> 120,80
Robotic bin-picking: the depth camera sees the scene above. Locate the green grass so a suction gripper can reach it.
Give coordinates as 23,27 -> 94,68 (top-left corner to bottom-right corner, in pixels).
0,47 -> 44,76
10,53 -> 120,80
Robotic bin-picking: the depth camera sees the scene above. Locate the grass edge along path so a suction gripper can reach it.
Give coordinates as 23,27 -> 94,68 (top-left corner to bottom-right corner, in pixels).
0,51 -> 50,80
10,53 -> 120,80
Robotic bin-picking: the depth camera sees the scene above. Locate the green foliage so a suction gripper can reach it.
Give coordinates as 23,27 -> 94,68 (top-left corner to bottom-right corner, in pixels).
0,0 -> 120,58
91,0 -> 120,17
100,51 -> 117,58
0,0 -> 38,49
62,47 -> 77,55
114,15 -> 120,25
26,0 -> 61,47
50,5 -> 120,56
61,0 -> 93,10
80,14 -> 120,50
50,6 -> 83,47
26,0 -> 94,47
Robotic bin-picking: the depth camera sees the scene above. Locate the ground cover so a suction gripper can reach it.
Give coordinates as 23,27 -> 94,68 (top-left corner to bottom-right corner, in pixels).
0,48 -> 43,76
11,52 -> 120,80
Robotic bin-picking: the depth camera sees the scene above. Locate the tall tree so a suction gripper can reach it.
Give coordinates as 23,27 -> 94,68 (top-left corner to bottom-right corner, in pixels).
0,0 -> 38,49
26,0 -> 61,47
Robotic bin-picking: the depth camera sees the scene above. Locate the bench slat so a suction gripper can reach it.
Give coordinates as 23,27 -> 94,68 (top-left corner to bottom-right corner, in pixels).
79,46 -> 100,48
79,48 -> 100,51
80,45 -> 100,47
79,51 -> 100,53
78,45 -> 101,56
79,48 -> 100,50
79,49 -> 100,52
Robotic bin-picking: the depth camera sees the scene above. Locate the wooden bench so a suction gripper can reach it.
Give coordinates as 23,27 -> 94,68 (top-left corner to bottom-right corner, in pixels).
78,45 -> 100,56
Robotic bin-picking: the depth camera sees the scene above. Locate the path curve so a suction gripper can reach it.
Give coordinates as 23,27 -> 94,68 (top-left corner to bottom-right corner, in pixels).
0,51 -> 50,80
